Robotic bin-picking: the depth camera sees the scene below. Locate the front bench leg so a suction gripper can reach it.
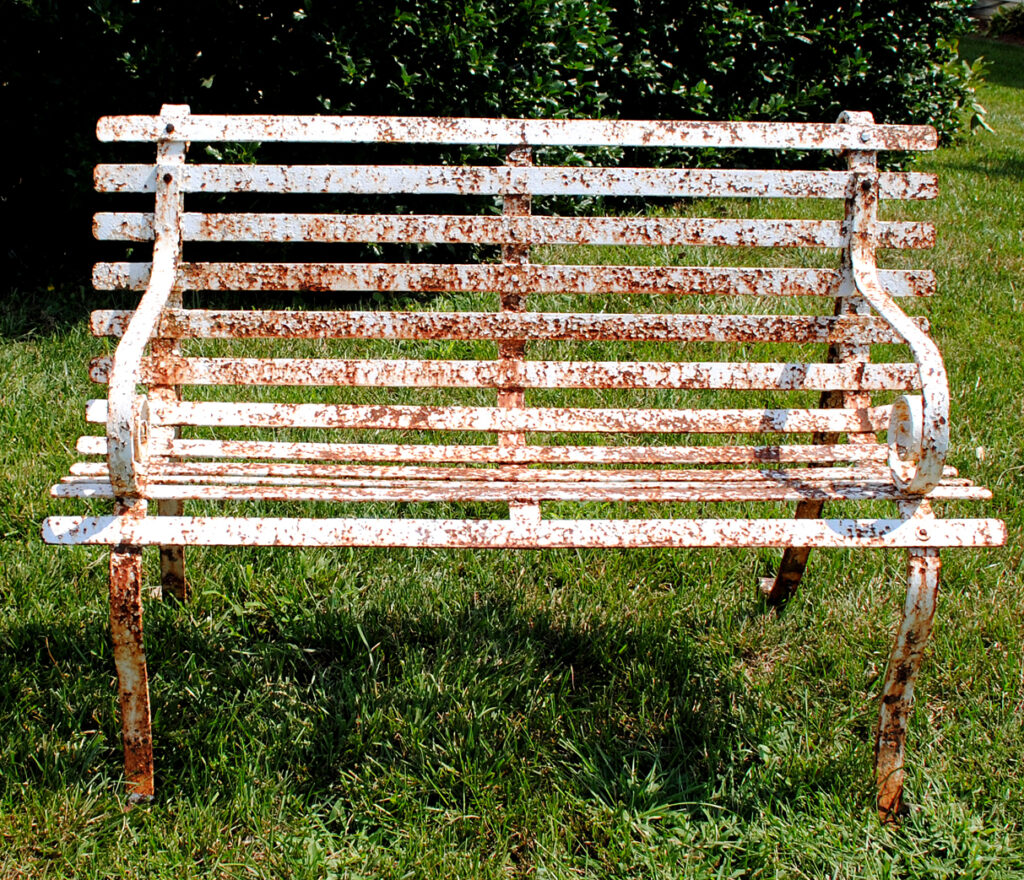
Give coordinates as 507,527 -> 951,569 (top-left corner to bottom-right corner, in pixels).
109,524 -> 155,801
875,547 -> 940,822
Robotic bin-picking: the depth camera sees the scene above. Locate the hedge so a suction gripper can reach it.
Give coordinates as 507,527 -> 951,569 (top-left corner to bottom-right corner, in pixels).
3,0 -> 979,292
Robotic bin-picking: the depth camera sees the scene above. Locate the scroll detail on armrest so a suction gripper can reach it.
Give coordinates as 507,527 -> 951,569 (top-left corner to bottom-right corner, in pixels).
850,246 -> 949,495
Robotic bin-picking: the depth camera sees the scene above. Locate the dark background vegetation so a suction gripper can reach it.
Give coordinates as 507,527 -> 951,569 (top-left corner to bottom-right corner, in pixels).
3,0 -> 981,295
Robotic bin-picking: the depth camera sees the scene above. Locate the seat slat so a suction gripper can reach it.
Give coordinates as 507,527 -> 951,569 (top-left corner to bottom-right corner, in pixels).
94,164 -> 937,200
92,262 -> 936,298
90,310 -> 927,345
42,515 -> 1007,549
85,399 -> 892,434
68,461 -> 963,483
89,355 -> 922,391
75,435 -> 890,465
93,212 -> 935,250
51,476 -> 991,503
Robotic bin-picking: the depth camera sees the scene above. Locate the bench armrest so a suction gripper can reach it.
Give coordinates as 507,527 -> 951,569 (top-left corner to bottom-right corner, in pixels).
850,244 -> 949,495
106,164 -> 181,499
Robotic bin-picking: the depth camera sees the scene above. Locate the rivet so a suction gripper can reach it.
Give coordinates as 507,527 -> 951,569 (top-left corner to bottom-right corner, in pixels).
163,173 -> 172,184
917,527 -> 929,540
165,123 -> 175,134
859,131 -> 870,143
861,179 -> 871,192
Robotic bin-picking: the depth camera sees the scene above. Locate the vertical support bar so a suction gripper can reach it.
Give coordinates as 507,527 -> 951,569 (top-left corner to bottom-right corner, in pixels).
499,145 -> 538,526
762,111 -> 879,607
151,105 -> 190,600
109,502 -> 154,801
876,546 -> 940,822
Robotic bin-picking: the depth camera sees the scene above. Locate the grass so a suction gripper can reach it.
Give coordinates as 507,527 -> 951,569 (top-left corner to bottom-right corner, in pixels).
1,35 -> 1022,878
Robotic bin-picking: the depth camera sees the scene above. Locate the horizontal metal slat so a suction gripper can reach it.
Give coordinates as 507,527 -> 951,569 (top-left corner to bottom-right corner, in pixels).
50,477 -> 991,503
85,398 -> 892,434
75,435 -> 890,465
89,310 -> 926,344
96,115 -> 938,151
70,460 -> 898,482
92,262 -> 936,297
93,164 -> 938,200
93,212 -> 935,250
43,515 -> 1006,549
89,355 -> 922,391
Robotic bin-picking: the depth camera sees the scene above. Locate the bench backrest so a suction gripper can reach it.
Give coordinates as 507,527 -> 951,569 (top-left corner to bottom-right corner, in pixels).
87,106 -> 940,479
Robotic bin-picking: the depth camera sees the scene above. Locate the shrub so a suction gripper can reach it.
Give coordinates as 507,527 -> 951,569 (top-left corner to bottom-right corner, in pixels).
991,2 -> 1024,38
2,0 -> 982,294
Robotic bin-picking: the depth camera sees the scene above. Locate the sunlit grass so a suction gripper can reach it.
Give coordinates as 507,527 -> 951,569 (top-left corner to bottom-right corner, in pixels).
1,36 -> 1022,878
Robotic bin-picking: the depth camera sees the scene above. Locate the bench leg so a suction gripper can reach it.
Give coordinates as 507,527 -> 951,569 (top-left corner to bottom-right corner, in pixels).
875,547 -> 940,822
157,499 -> 188,602
760,499 -> 825,606
110,542 -> 155,802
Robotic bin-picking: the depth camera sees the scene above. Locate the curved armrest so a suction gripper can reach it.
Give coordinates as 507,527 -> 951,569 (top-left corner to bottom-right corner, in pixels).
850,248 -> 949,495
106,248 -> 177,497
106,162 -> 182,499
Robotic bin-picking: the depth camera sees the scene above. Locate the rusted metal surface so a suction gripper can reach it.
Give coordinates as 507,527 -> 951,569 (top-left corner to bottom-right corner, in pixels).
96,114 -> 938,151
44,108 -> 1006,806
85,398 -> 894,434
104,105 -> 188,499
157,500 -> 188,602
91,310 -> 929,345
53,478 -> 992,504
108,504 -> 154,801
69,461 -> 928,482
766,120 -> 884,606
848,171 -> 950,494
75,435 -> 890,465
93,165 -> 938,200
876,547 -> 941,822
92,261 -> 937,298
43,514 -> 1005,548
94,212 -> 935,250
89,356 -> 923,391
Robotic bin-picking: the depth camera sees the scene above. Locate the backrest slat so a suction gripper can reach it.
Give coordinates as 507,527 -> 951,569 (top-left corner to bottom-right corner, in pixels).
97,114 -> 937,151
94,213 -> 935,250
92,262 -> 936,298
89,310 -> 928,345
95,164 -> 938,200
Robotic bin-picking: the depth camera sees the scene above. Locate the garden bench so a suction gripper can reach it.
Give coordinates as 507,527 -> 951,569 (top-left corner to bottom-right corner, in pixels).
43,106 -> 1005,820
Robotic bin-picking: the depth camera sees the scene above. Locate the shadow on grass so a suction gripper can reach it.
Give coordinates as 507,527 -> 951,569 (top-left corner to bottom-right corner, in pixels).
935,151 -> 1024,180
0,588 -> 866,825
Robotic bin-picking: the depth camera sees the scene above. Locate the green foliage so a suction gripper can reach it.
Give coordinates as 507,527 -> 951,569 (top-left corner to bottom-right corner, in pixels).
991,2 -> 1024,38
939,39 -> 993,133
3,0 -> 983,292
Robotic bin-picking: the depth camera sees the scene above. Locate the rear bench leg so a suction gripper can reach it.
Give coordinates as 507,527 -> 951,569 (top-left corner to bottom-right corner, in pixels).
109,541 -> 155,801
157,499 -> 188,602
761,499 -> 824,606
875,547 -> 940,822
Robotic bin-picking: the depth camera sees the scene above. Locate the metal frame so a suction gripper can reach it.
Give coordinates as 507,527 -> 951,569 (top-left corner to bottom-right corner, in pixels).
43,107 -> 1005,819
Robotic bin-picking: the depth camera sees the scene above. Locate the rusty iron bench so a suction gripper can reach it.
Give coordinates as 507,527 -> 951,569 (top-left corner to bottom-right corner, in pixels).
43,106 -> 1005,819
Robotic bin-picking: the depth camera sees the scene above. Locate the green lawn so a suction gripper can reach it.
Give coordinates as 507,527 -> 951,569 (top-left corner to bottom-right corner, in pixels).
1,36 -> 1022,879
